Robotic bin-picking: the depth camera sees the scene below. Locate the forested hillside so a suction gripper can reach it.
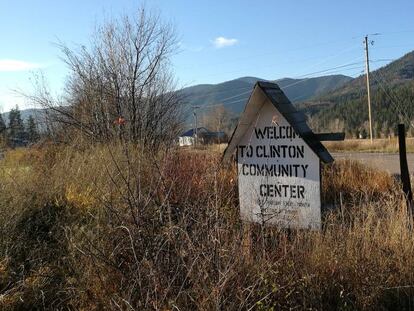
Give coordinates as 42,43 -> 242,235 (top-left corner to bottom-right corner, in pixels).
179,74 -> 352,114
304,51 -> 414,137
181,51 -> 414,137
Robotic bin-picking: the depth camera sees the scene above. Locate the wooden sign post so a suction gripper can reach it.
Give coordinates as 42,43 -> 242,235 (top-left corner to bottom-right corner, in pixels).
398,123 -> 413,211
223,82 -> 340,230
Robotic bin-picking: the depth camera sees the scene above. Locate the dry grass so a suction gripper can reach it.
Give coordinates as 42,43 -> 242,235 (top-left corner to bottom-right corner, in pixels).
325,137 -> 414,153
201,138 -> 414,153
0,144 -> 413,310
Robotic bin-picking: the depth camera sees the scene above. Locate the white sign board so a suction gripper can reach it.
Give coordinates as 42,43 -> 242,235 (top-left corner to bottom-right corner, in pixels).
237,101 -> 321,229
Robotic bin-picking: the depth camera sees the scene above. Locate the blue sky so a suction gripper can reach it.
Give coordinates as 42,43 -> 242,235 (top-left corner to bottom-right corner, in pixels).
0,0 -> 414,111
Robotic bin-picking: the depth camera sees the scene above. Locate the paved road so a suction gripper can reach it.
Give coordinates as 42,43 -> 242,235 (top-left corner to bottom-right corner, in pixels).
332,152 -> 414,175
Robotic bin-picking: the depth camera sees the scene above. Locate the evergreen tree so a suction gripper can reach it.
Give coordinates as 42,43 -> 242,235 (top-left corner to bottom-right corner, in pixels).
26,115 -> 39,142
384,125 -> 390,138
0,114 -> 6,145
375,122 -> 382,138
0,114 -> 6,135
409,125 -> 414,138
313,81 -> 414,135
8,105 -> 25,141
360,128 -> 368,139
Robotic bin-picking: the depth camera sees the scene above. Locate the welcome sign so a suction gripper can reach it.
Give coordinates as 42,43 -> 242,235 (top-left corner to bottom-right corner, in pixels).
237,102 -> 321,229
224,82 -> 335,230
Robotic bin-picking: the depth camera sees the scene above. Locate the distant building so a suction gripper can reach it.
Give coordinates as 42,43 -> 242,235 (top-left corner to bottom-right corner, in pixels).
8,138 -> 29,148
178,127 -> 228,146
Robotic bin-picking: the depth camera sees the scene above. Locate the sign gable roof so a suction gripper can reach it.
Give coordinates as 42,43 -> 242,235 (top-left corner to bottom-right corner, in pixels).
223,81 -> 334,163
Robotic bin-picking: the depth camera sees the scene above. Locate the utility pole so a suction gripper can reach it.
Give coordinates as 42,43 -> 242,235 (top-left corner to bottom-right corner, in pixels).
364,35 -> 374,143
192,106 -> 200,147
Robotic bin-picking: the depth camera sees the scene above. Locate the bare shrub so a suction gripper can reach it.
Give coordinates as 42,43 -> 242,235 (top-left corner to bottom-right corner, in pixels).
26,7 -> 184,149
323,159 -> 397,204
1,146 -> 413,310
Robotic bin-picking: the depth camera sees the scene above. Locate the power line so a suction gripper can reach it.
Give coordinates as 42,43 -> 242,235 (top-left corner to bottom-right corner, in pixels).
294,64 -> 366,78
269,45 -> 362,80
201,98 -> 248,109
182,43 -> 361,88
182,61 -> 360,103
371,58 -> 396,63
180,29 -> 412,86
294,61 -> 364,78
183,84 -> 254,102
186,46 -> 401,113
380,30 -> 414,35
372,69 -> 402,105
370,70 -> 412,127
198,65 -> 366,110
214,89 -> 255,104
372,77 -> 407,124
373,44 -> 414,50
375,68 -> 407,107
186,58 -> 389,105
375,70 -> 413,127
187,58 -> 365,103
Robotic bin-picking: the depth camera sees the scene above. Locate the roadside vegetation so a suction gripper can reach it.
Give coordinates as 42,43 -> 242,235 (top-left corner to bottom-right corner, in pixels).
190,138 -> 414,154
0,144 -> 412,310
325,137 -> 414,153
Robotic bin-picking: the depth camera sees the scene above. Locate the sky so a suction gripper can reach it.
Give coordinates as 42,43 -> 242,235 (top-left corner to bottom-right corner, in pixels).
1,0 -> 414,112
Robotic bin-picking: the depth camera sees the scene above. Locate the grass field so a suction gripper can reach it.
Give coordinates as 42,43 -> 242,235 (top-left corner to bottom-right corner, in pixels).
0,145 -> 413,310
192,138 -> 414,154
325,137 -> 414,153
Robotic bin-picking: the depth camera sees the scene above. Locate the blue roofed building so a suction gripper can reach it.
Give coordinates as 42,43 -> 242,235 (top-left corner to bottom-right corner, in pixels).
178,127 -> 228,146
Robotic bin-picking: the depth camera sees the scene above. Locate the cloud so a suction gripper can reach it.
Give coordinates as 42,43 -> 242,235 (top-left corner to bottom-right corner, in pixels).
212,36 -> 238,49
0,59 -> 42,72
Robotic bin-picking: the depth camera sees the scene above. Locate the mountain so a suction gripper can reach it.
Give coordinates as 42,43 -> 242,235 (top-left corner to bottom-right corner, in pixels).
180,50 -> 414,136
179,74 -> 352,115
311,51 -> 414,102
276,75 -> 353,102
0,74 -> 354,132
2,108 -> 46,123
305,51 -> 414,136
3,50 -> 413,138
179,76 -> 261,115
